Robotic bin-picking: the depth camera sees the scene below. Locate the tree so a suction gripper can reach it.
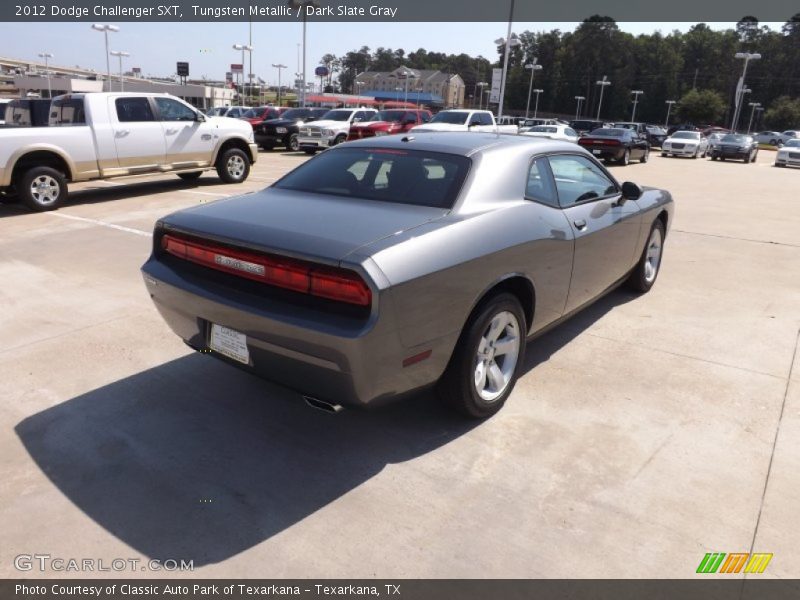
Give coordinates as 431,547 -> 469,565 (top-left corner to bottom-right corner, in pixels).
676,89 -> 726,124
764,95 -> 800,130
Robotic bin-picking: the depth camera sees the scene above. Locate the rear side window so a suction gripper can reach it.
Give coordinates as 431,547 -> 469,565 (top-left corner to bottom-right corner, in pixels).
274,147 -> 471,209
479,112 -> 494,126
421,111 -> 431,123
525,158 -> 558,208
116,97 -> 155,122
49,97 -> 86,125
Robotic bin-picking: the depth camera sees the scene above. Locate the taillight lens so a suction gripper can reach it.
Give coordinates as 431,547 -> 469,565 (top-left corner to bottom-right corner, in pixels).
161,234 -> 371,307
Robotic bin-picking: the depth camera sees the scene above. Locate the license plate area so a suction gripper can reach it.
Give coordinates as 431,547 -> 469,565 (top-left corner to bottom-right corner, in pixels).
592,149 -> 602,154
209,324 -> 250,364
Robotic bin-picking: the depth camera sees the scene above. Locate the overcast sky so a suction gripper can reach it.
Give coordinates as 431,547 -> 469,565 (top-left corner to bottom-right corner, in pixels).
1,21 -> 784,84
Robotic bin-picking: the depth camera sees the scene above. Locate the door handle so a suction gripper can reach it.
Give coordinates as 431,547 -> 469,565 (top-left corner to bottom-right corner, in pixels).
115,129 -> 130,137
573,219 -> 587,230
165,128 -> 179,135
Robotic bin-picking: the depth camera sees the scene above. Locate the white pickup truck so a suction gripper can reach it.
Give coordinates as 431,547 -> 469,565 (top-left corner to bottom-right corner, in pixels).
296,107 -> 378,154
410,109 -> 518,134
0,92 -> 258,211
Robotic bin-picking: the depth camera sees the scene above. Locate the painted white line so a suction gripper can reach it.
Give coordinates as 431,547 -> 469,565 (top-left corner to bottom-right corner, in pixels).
178,190 -> 231,197
49,212 -> 152,237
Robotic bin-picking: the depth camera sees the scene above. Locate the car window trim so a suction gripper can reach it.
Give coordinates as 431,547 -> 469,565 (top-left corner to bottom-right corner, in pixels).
545,151 -> 622,209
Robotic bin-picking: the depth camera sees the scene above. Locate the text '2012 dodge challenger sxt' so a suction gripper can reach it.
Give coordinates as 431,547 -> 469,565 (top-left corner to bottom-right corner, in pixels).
142,132 -> 673,418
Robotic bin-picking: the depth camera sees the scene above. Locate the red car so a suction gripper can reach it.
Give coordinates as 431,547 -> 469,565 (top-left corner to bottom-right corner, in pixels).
347,109 -> 432,141
241,106 -> 286,127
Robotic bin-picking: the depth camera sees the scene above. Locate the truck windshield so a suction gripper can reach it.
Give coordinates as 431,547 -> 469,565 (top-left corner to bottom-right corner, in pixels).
370,110 -> 406,122
49,97 -> 86,126
273,147 -> 471,209
429,112 -> 469,125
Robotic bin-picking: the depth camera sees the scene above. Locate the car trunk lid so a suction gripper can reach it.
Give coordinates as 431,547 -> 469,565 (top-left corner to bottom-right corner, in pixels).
160,188 -> 448,265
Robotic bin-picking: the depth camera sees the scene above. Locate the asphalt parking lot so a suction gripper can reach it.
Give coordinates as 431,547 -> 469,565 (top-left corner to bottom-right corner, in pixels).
1,147 -> 798,579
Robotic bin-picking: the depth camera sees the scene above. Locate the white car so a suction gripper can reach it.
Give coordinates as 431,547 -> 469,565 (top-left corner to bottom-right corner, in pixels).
776,130 -> 800,146
753,131 -> 783,146
774,139 -> 800,168
661,131 -> 709,158
519,124 -> 579,143
410,110 -> 517,134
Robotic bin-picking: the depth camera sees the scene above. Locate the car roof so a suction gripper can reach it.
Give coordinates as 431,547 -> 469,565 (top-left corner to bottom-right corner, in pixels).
341,131 -> 577,157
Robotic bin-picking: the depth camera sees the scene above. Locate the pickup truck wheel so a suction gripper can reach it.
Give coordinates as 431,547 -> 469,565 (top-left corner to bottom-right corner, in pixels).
303,149 -> 317,155
216,148 -> 250,184
20,167 -> 67,211
437,293 -> 526,419
626,219 -> 665,293
177,171 -> 203,181
332,134 -> 346,146
287,134 -> 300,152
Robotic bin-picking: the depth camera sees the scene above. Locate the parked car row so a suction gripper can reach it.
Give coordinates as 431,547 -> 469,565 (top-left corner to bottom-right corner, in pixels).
753,130 -> 800,146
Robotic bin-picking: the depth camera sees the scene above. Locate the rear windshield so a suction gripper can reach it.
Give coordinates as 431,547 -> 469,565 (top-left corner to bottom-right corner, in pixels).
590,128 -> 625,137
370,110 -> 406,122
273,147 -> 471,209
722,134 -> 749,143
429,111 -> 469,125
529,126 -> 557,133
49,97 -> 86,125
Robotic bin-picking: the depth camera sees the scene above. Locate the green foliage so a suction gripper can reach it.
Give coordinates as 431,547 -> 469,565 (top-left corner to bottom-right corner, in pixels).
764,96 -> 800,130
676,89 -> 727,124
331,16 -> 800,121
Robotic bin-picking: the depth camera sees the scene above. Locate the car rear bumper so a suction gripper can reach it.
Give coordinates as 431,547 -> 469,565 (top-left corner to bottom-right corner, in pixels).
141,259 -> 451,408
254,133 -> 283,147
586,148 -> 624,160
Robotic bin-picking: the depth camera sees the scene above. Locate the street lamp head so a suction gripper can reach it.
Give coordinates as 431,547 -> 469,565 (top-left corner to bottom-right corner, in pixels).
735,52 -> 762,60
92,24 -> 119,32
631,90 -> 643,95
110,51 -> 130,57
272,63 -> 287,68
533,88 -> 543,93
525,63 -> 543,71
38,52 -> 54,59
575,95 -> 585,100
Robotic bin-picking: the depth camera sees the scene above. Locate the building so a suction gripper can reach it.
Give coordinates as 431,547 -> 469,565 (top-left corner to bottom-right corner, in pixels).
355,68 -> 465,108
0,56 -> 235,108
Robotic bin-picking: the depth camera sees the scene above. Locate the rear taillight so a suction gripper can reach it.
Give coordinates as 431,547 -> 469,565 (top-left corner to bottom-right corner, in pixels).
161,234 -> 371,307
579,138 -> 621,146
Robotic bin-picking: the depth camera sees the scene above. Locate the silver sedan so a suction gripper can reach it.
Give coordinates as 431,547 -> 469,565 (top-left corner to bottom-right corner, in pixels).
142,133 -> 674,418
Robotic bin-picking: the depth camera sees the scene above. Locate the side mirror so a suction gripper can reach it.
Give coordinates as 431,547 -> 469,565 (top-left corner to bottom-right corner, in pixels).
404,117 -> 417,125
195,112 -> 206,122
352,117 -> 361,123
468,120 -> 480,127
621,181 -> 643,200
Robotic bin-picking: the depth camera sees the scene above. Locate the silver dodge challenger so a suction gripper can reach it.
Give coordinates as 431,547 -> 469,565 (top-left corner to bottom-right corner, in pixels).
142,132 -> 673,418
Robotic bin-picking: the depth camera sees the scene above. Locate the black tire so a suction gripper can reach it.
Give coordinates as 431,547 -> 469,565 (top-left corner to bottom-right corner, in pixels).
260,144 -> 275,151
626,219 -> 666,293
437,293 -> 527,419
775,163 -> 785,168
177,171 -> 203,181
769,139 -> 777,146
661,152 -> 667,157
711,155 -> 718,161
692,149 -> 698,159
287,134 -> 300,152
619,149 -> 630,166
640,148 -> 649,163
18,166 -> 67,212
720,156 -> 726,161
332,134 -> 347,146
750,151 -> 758,163
215,147 -> 250,184
303,148 -> 317,155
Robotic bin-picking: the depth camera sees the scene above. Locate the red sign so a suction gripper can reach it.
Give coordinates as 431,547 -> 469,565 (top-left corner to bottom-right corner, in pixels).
230,64 -> 243,74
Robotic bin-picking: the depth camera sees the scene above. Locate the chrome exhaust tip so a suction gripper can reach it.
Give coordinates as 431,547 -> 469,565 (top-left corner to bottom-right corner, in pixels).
303,396 -> 344,414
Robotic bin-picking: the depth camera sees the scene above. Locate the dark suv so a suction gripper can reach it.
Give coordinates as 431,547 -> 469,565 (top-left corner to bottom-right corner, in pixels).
255,107 -> 329,151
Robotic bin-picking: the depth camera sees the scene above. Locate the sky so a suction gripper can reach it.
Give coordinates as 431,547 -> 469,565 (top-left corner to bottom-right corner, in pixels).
0,21 -> 785,85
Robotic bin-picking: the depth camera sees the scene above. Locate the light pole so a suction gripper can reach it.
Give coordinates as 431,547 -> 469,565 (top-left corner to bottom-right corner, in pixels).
232,44 -> 253,100
272,63 -> 287,106
574,95 -> 585,119
494,28 -> 520,119
595,76 -> 610,120
747,102 -> 761,134
524,60 -> 542,119
476,82 -> 488,110
730,52 -> 761,132
287,0 -> 320,107
109,50 -> 129,91
38,52 -> 53,98
532,88 -> 543,118
630,90 -> 644,122
91,24 -> 119,88
754,106 -> 764,131
664,100 -> 676,128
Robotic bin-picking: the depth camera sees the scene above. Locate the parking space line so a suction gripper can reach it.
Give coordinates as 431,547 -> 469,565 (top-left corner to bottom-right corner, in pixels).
48,212 -> 153,237
178,190 -> 232,197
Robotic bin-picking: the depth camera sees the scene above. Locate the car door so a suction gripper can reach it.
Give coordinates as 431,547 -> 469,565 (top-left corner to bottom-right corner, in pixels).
109,96 -> 167,171
548,153 -> 642,313
154,96 -> 214,169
